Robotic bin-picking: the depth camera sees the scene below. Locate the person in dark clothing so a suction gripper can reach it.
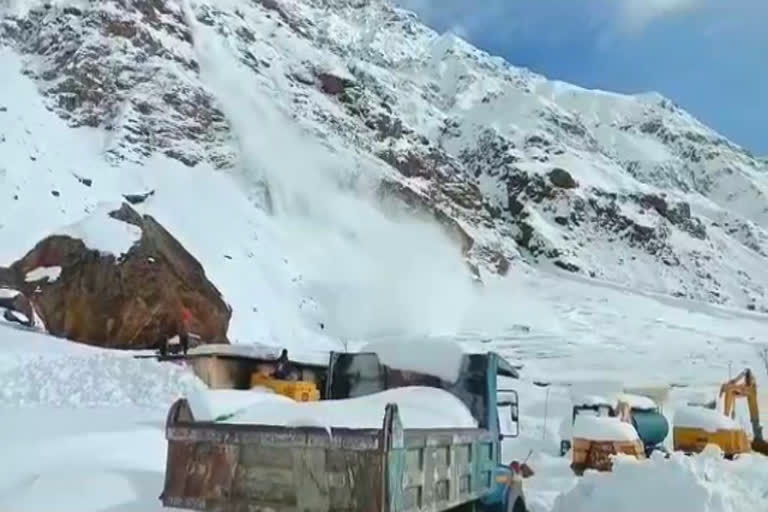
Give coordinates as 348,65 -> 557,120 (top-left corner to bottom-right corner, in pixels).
158,337 -> 168,358
273,349 -> 298,380
179,308 -> 192,355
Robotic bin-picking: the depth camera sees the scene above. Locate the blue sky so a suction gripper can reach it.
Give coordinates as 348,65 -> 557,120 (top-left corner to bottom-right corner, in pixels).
396,1 -> 767,155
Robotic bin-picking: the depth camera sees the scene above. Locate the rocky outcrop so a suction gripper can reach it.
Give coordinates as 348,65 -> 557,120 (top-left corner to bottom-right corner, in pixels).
0,203 -> 231,349
1,0 -> 234,168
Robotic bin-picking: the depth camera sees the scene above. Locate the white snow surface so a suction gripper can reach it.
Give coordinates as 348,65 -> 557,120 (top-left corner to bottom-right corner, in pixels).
0,287 -> 20,298
572,415 -> 640,442
24,266 -> 62,283
552,448 -> 768,512
617,392 -> 658,410
222,386 -> 479,429
674,405 -> 742,433
186,387 -> 289,422
361,337 -> 466,382
53,202 -> 143,258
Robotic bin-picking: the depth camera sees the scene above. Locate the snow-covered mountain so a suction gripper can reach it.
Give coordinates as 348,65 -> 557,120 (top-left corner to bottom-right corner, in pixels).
2,0 -> 768,347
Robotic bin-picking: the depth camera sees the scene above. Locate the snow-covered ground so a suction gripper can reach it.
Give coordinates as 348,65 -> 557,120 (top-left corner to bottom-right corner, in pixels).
3,270 -> 768,511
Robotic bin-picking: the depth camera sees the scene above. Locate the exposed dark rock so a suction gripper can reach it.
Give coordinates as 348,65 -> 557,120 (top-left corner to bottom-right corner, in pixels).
0,203 -> 231,349
73,174 -> 93,187
554,260 -> 580,273
123,189 -> 155,205
317,72 -> 353,96
548,168 -> 577,189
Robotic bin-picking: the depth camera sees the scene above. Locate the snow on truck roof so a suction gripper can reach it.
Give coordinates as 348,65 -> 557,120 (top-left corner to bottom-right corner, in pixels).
187,343 -> 330,366
674,405 -> 741,433
573,415 -> 640,442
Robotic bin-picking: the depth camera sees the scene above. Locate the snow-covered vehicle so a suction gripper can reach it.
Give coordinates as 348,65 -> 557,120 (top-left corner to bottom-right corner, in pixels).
559,392 -> 669,458
160,344 -> 528,512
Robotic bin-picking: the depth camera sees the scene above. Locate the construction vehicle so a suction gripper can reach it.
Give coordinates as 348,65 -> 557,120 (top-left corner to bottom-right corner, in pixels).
570,412 -> 646,474
560,392 -> 669,462
673,368 -> 768,457
161,346 -> 530,512
250,372 -> 321,402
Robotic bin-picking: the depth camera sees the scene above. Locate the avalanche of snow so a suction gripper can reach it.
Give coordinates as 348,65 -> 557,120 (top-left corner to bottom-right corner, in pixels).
220,386 -> 480,429
24,266 -> 62,283
572,416 -> 640,442
53,203 -> 143,258
674,405 -> 742,433
360,337 -> 467,383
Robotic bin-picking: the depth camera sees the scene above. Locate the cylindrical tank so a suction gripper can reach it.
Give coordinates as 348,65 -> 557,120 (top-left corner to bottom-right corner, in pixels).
631,410 -> 669,447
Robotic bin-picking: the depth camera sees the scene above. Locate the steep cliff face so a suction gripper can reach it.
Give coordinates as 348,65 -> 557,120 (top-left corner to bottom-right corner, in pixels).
1,0 -> 767,336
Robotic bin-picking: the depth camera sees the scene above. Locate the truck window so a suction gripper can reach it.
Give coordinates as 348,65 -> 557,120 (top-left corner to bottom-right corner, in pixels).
449,355 -> 489,429
329,353 -> 385,398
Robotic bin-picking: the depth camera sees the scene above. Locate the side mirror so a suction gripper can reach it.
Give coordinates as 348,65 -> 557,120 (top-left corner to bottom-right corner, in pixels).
498,389 -> 519,438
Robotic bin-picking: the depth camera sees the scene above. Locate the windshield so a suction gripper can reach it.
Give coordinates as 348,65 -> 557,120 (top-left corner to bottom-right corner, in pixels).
328,352 -> 490,428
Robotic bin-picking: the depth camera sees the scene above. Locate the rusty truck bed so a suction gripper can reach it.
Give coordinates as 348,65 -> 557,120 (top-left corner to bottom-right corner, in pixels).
160,399 -> 497,512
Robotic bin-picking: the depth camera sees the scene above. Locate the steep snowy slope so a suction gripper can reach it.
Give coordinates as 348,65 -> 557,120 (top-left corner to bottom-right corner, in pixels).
2,0 -> 768,343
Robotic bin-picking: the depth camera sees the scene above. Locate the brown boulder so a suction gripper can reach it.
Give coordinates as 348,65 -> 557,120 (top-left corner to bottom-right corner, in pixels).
0,203 -> 231,349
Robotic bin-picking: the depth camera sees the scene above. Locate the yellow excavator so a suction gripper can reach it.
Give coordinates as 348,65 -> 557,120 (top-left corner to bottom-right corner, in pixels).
674,368 -> 768,457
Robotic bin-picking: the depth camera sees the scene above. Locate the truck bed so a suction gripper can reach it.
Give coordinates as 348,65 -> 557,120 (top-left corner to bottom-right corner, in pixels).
161,399 -> 498,512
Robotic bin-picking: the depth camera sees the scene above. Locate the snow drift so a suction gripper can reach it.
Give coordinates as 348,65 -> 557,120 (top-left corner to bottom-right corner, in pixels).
190,386 -> 479,429
552,447 -> 768,512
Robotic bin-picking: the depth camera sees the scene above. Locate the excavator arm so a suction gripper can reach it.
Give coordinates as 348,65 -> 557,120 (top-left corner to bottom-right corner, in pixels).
719,368 -> 768,453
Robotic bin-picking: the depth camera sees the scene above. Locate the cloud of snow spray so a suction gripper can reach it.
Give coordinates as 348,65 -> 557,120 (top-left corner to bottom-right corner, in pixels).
180,0 -> 479,341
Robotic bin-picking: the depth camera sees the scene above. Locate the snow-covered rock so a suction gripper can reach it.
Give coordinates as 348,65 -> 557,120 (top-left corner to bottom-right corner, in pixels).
0,202 -> 231,348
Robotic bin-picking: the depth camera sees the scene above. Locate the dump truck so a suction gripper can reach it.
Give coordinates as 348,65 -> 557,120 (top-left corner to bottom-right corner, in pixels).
160,347 -> 529,512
